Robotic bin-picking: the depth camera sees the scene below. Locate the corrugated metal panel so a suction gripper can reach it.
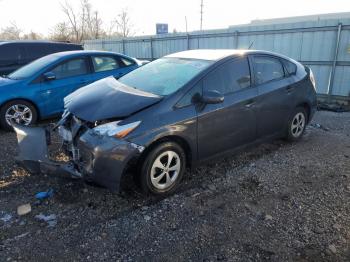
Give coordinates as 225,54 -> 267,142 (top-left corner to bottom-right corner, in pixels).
307,65 -> 331,94
84,15 -> 350,98
333,66 -> 350,96
153,38 -> 187,58
125,40 -> 151,59
338,29 -> 350,61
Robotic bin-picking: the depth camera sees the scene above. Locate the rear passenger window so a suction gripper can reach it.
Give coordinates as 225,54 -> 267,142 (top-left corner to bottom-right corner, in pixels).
0,45 -> 22,66
24,44 -> 52,60
282,59 -> 297,75
253,56 -> 284,85
203,58 -> 251,95
92,56 -> 120,72
52,58 -> 88,79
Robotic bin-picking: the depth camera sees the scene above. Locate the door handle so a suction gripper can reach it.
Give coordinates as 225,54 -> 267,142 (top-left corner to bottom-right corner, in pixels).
286,86 -> 295,93
245,99 -> 255,108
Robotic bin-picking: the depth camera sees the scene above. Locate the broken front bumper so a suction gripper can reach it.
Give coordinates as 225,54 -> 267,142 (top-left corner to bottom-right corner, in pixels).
13,124 -> 143,192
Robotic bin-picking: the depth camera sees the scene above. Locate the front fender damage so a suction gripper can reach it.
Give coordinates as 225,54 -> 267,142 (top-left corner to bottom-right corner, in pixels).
13,123 -> 144,192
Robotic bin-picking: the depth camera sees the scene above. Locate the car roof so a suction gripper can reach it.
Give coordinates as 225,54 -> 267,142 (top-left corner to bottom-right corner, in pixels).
48,50 -> 132,59
165,49 -> 289,61
0,40 -> 81,46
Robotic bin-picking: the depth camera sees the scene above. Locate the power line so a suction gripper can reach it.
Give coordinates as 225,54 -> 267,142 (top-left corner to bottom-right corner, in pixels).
200,0 -> 204,31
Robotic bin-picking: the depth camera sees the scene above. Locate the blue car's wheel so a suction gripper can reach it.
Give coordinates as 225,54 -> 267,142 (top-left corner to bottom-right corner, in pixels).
0,100 -> 38,131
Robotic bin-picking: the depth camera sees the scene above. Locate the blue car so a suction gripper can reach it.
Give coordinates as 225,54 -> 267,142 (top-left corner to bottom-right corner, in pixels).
0,50 -> 144,130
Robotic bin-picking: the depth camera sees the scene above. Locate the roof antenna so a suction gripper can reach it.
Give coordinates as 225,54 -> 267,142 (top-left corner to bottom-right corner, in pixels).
248,42 -> 254,49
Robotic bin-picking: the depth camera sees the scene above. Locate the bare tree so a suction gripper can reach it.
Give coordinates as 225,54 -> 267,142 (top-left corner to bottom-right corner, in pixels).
60,0 -> 106,42
112,9 -> 134,38
0,21 -> 22,40
85,8 -> 104,39
61,0 -> 86,42
50,22 -> 72,42
22,31 -> 44,40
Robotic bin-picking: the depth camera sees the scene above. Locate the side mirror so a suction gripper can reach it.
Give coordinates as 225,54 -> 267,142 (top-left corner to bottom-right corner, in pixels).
43,72 -> 56,81
201,90 -> 224,104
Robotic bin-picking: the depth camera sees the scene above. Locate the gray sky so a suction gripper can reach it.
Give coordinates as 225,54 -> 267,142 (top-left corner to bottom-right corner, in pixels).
0,0 -> 349,36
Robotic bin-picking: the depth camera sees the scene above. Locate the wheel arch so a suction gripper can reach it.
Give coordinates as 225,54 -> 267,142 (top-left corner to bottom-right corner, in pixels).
0,98 -> 41,119
138,135 -> 193,169
296,101 -> 311,123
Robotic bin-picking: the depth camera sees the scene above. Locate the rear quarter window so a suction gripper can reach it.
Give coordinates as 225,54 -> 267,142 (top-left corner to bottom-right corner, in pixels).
282,59 -> 297,75
120,57 -> 135,67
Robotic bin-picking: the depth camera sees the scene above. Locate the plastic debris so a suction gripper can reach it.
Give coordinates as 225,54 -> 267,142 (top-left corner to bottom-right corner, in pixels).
35,189 -> 54,200
17,204 -> 31,216
0,212 -> 12,223
35,213 -> 57,227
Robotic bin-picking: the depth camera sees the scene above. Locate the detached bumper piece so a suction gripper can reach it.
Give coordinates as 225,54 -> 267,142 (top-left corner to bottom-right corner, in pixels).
13,124 -> 82,178
13,123 -> 143,192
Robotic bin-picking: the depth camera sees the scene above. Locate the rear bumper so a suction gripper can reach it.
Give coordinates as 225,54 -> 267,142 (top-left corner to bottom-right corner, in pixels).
13,124 -> 144,192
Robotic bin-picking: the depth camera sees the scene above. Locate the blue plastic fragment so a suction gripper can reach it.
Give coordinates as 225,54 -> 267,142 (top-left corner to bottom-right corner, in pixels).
35,189 -> 54,200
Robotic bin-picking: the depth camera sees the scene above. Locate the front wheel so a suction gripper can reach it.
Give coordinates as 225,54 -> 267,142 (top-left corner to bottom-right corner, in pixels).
0,100 -> 38,131
286,107 -> 308,141
139,141 -> 186,195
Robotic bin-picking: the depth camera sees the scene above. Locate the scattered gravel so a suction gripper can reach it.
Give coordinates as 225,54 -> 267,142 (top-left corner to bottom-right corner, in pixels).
1,110 -> 350,261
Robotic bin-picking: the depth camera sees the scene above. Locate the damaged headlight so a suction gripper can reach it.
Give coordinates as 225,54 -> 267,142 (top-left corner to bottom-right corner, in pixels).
93,121 -> 141,139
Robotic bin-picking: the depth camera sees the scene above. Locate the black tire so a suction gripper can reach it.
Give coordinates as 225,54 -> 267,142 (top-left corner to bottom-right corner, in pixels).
286,107 -> 308,142
0,100 -> 38,131
139,141 -> 186,195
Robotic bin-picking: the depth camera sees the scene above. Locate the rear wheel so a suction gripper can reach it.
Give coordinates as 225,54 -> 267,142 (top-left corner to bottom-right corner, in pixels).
286,107 -> 307,141
0,100 -> 38,131
139,141 -> 186,195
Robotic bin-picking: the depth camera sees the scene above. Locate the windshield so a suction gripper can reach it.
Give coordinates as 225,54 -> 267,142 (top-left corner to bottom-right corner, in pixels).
119,57 -> 213,96
8,55 -> 58,80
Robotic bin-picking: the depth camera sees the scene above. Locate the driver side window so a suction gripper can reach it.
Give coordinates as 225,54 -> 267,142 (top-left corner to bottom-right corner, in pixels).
176,82 -> 202,108
203,58 -> 251,95
51,58 -> 88,80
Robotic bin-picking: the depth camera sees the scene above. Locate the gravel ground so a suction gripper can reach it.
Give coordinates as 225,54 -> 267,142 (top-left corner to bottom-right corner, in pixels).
1,110 -> 350,262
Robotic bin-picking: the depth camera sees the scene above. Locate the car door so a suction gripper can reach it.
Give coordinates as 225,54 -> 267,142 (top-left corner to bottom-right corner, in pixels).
37,56 -> 91,115
197,57 -> 258,160
90,55 -> 133,81
250,55 -> 294,138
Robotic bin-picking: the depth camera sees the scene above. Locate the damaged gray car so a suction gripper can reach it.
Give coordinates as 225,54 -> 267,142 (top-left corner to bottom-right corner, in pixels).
14,49 -> 317,195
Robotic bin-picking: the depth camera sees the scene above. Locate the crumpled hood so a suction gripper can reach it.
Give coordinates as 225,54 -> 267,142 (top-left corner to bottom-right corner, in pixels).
64,76 -> 162,122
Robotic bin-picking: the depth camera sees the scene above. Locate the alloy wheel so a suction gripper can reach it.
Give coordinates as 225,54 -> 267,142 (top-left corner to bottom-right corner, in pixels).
5,104 -> 33,126
291,112 -> 305,138
150,150 -> 181,190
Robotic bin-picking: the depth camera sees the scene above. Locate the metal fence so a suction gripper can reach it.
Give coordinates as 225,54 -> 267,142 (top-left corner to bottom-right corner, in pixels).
85,16 -> 350,100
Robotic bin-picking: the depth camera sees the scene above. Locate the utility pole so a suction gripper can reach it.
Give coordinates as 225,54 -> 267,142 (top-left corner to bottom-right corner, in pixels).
200,0 -> 204,31
185,16 -> 188,33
